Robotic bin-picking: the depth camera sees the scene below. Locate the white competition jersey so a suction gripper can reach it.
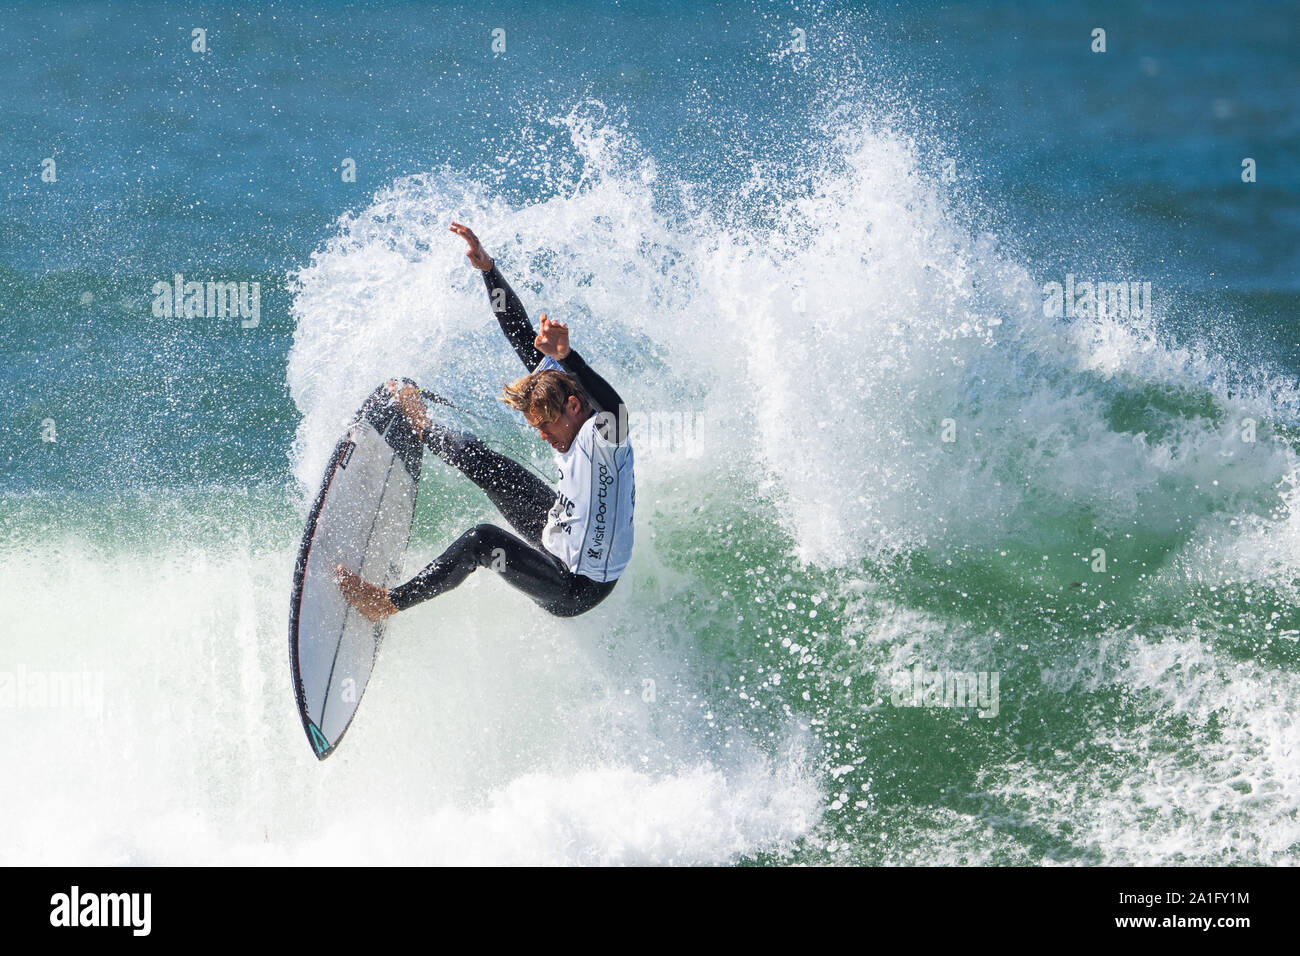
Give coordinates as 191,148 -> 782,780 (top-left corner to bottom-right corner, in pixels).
541,411 -> 635,581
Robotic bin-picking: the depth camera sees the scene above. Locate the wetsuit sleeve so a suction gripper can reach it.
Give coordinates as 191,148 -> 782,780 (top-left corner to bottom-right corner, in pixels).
483,263 -> 544,371
562,348 -> 630,444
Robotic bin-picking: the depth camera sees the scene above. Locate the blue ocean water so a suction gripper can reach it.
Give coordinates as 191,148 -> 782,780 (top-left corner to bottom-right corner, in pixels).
2,0 -> 1298,864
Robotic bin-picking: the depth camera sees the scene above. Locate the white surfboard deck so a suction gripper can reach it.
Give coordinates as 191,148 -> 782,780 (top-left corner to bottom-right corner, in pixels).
289,386 -> 425,759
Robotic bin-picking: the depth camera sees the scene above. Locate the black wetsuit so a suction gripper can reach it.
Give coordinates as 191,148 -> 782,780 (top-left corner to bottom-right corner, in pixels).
385,263 -> 627,618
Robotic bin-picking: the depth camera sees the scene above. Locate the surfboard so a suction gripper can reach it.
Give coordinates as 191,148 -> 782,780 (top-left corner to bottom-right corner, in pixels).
289,384 -> 425,759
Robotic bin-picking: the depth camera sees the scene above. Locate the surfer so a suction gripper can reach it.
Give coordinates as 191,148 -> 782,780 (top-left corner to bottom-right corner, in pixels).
334,222 -> 635,621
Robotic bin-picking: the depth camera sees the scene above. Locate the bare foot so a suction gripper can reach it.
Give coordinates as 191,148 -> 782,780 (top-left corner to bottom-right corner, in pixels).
334,564 -> 398,623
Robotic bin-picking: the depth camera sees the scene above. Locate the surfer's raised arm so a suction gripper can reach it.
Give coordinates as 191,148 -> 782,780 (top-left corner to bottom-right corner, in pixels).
449,221 -> 544,371
449,221 -> 629,442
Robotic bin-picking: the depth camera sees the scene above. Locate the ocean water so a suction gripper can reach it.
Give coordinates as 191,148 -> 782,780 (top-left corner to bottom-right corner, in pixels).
2,0 -> 1298,865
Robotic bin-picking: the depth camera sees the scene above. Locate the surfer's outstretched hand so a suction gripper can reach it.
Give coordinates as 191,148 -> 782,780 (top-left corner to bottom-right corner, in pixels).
449,221 -> 494,271
385,379 -> 430,440
535,313 -> 571,361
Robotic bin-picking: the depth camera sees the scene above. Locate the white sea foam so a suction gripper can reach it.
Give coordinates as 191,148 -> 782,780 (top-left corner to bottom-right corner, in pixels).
0,526 -> 821,865
988,630 -> 1300,865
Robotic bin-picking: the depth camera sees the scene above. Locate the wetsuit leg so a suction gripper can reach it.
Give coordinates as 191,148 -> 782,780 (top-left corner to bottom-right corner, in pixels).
387,522 -> 616,616
423,424 -> 555,546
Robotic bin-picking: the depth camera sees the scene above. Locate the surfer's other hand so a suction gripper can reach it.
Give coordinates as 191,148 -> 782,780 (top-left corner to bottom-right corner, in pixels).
449,221 -> 494,271
385,379 -> 431,439
535,313 -> 571,360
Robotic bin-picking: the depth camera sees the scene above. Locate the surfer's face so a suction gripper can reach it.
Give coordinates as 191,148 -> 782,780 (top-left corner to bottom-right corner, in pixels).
527,395 -> 586,452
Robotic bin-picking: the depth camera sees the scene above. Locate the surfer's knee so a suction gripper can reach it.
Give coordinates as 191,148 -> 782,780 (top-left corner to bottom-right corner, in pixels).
464,523 -> 508,563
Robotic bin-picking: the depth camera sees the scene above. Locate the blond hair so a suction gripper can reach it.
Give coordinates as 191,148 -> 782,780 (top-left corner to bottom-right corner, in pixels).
499,369 -> 586,422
